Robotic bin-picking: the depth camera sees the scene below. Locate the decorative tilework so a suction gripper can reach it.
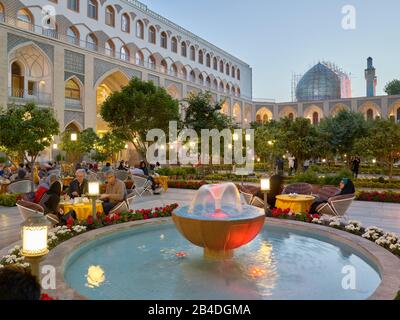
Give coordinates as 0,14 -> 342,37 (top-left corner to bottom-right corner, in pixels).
65,72 -> 85,85
148,74 -> 160,86
64,50 -> 85,74
7,33 -> 54,63
93,58 -> 141,86
64,111 -> 84,130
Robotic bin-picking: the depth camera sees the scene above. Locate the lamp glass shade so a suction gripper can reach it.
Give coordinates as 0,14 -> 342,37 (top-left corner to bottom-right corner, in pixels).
21,215 -> 50,257
245,134 -> 251,141
261,178 -> 270,191
88,181 -> 100,196
71,133 -> 78,141
52,144 -> 58,149
233,134 -> 239,141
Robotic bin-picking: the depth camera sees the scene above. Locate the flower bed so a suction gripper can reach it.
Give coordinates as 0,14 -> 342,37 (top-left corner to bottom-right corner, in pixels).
269,209 -> 400,258
0,204 -> 179,271
168,180 -> 207,190
356,191 -> 400,203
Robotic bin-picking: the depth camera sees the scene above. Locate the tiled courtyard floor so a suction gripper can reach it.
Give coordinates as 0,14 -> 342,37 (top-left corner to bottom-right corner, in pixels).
1,188 -> 399,250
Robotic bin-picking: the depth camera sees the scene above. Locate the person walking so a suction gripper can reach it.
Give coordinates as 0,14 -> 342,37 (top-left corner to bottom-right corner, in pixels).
303,159 -> 310,172
288,155 -> 295,176
351,156 -> 361,179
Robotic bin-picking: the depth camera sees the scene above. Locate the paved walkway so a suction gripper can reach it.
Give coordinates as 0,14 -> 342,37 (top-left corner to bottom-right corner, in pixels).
1,188 -> 399,251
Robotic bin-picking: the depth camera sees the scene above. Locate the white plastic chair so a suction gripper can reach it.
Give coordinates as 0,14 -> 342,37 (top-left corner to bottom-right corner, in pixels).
131,175 -> 152,197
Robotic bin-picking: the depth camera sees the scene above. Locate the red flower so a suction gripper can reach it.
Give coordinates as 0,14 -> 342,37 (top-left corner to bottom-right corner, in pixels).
105,215 -> 112,223
153,213 -> 158,218
87,216 -> 94,225
66,216 -> 74,228
40,293 -> 55,300
143,214 -> 149,220
113,214 -> 120,222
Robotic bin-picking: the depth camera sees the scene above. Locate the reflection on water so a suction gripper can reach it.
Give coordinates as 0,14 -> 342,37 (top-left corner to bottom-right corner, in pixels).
86,266 -> 106,289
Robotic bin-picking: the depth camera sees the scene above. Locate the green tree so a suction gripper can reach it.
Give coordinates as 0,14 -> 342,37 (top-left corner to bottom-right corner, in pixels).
0,103 -> 60,188
276,117 -> 321,172
93,132 -> 126,163
353,118 -> 400,178
183,91 -> 235,166
384,79 -> 400,96
318,110 -> 368,158
100,78 -> 180,157
60,128 -> 98,164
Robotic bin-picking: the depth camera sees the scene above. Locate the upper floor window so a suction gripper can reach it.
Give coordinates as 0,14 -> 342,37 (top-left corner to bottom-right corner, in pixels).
67,26 -> 79,45
120,46 -> 129,61
148,56 -> 156,70
65,79 -> 81,100
190,46 -> 195,61
181,67 -> 187,80
206,77 -> 211,87
0,3 -> 4,17
121,13 -> 130,33
135,50 -> 144,66
171,37 -> 177,53
105,6 -> 115,27
181,42 -> 187,57
190,71 -> 196,82
198,74 -> 204,85
161,60 -> 167,73
160,32 -> 167,49
136,20 -> 144,39
86,33 -> 98,51
67,0 -> 79,12
105,39 -> 115,57
213,57 -> 217,70
226,63 -> 230,76
17,9 -> 34,31
148,26 -> 156,44
170,64 -> 178,77
206,54 -> 211,67
237,68 -> 241,80
231,66 -> 235,78
219,61 -> 224,73
87,0 -> 97,19
198,50 -> 204,64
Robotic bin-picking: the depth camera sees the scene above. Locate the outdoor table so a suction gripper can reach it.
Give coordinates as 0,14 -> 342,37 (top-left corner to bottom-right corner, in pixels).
275,194 -> 315,213
153,176 -> 169,192
60,200 -> 103,222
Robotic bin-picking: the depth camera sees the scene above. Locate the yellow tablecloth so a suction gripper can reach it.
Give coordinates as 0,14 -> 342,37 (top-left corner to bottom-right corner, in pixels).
153,176 -> 169,192
275,195 -> 315,213
60,201 -> 103,222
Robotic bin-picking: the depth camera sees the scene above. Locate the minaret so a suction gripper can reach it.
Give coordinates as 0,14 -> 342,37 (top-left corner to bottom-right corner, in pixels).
365,57 -> 377,97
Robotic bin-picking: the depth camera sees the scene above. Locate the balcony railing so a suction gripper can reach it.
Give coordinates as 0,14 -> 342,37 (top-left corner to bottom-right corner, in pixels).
65,98 -> 82,109
8,87 -> 52,106
1,13 -> 251,101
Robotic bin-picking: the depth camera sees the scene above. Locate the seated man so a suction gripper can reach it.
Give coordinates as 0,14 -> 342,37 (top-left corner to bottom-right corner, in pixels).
0,265 -> 41,300
68,169 -> 88,198
100,171 -> 127,215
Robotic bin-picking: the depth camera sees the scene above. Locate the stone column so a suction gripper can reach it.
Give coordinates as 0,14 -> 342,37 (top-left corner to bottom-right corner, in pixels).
84,54 -> 96,130
0,29 -> 8,107
273,104 -> 279,120
53,45 -> 65,130
381,97 -> 388,119
323,101 -> 330,118
298,103 -> 303,118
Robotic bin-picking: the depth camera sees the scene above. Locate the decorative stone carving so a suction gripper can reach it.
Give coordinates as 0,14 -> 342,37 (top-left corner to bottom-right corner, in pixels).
7,33 -> 54,63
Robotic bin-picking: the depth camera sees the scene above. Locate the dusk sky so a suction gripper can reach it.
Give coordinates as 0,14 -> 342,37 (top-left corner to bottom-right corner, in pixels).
140,0 -> 400,102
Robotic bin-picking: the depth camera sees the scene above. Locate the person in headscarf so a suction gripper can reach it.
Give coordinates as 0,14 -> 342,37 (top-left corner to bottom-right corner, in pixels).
309,178 -> 355,214
40,175 -> 62,215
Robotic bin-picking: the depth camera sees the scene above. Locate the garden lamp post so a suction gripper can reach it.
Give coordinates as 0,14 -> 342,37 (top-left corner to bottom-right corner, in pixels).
21,214 -> 51,281
88,181 -> 100,222
260,177 -> 270,215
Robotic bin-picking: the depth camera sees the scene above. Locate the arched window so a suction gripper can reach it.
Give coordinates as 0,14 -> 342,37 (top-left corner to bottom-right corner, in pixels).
170,64 -> 178,77
219,61 -> 224,73
367,109 -> 374,121
206,54 -> 211,67
198,50 -> 204,64
65,78 -> 81,100
67,0 -> 79,12
226,83 -> 230,93
105,6 -> 115,27
213,57 -> 217,70
160,32 -> 167,49
135,50 -> 144,66
256,114 -> 262,124
86,33 -> 98,51
105,39 -> 115,57
171,37 -> 177,53
232,66 -> 235,78
190,46 -> 195,61
263,114 -> 269,124
231,86 -> 235,95
181,68 -> 187,80
237,87 -> 241,96
120,46 -> 129,61
136,20 -> 144,39
237,68 -> 241,80
148,56 -> 156,70
161,60 -> 167,73
312,112 -> 319,125
11,61 -> 24,97
213,79 -> 218,90
198,74 -> 204,85
206,77 -> 211,88
87,0 -> 98,19
219,82 -> 224,92
0,3 -> 4,21
17,8 -> 33,31
226,63 -> 230,76
148,26 -> 156,44
121,13 -> 130,33
67,26 -> 79,45
181,42 -> 187,57
288,113 -> 294,121
189,70 -> 195,82
397,108 -> 400,123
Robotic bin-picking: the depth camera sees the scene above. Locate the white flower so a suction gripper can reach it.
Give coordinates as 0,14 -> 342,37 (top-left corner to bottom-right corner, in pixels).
312,218 -> 323,225
0,264 -> 4,268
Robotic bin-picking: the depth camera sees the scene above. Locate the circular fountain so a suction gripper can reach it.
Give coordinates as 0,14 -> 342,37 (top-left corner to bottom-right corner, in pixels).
172,183 -> 265,259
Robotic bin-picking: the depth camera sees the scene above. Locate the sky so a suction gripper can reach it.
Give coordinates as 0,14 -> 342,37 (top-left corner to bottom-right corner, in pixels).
139,0 -> 400,102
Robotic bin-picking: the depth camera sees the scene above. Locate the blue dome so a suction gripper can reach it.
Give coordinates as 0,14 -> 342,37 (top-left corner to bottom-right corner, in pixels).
296,63 -> 341,102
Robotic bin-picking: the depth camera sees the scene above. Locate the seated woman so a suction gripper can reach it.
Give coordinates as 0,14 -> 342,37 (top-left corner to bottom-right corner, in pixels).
139,161 -> 160,195
309,178 -> 355,214
39,175 -> 63,224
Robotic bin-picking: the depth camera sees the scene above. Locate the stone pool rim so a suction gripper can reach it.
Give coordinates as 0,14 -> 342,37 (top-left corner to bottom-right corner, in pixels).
40,217 -> 400,300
